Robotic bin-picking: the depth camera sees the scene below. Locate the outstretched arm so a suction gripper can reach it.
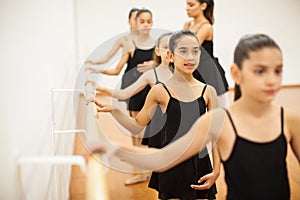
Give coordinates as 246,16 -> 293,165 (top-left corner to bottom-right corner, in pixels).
114,108 -> 226,172
137,60 -> 155,73
86,37 -> 124,65
96,71 -> 153,100
86,48 -> 130,76
90,98 -> 144,134
91,84 -> 163,134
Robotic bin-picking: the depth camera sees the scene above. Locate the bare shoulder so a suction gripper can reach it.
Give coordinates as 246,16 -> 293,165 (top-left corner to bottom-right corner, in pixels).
196,23 -> 213,38
285,107 -> 300,125
205,84 -> 217,96
151,83 -> 168,96
206,84 -> 217,92
145,84 -> 169,107
117,35 -> 127,46
120,36 -> 135,52
201,22 -> 212,31
151,83 -> 166,93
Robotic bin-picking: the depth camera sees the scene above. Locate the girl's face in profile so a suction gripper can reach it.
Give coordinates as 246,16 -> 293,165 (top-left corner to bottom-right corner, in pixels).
171,35 -> 201,75
238,47 -> 283,103
186,0 -> 202,18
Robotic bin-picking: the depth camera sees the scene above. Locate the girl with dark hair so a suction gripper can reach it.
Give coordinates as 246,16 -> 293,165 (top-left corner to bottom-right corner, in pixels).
94,33 -> 173,104
87,8 -> 156,185
90,30 -> 220,199
184,0 -> 230,108
93,33 -> 300,200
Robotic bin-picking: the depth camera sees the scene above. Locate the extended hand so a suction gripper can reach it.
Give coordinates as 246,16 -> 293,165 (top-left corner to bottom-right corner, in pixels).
86,97 -> 113,113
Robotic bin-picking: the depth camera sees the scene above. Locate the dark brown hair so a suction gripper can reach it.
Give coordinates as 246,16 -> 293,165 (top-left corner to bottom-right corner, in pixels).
128,8 -> 139,19
199,0 -> 214,24
153,32 -> 172,65
233,34 -> 281,101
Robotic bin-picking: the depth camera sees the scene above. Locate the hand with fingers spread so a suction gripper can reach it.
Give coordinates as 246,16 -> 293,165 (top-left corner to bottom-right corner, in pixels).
190,171 -> 219,191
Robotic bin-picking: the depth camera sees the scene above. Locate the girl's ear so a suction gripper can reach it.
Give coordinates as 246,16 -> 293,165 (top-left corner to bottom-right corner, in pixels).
167,50 -> 173,63
231,63 -> 241,85
200,2 -> 208,11
154,47 -> 160,57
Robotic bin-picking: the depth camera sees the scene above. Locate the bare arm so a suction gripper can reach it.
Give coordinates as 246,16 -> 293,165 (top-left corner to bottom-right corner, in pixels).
288,109 -> 300,163
93,84 -> 164,134
207,85 -> 221,178
100,52 -> 129,75
92,98 -> 144,134
137,60 -> 156,73
86,37 -> 123,65
206,85 -> 218,110
86,52 -> 129,75
114,108 -> 226,172
196,23 -> 212,45
190,85 -> 221,190
96,70 -> 154,100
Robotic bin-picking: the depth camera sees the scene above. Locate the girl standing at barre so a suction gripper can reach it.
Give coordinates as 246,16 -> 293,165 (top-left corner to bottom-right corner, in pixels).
90,30 -> 220,199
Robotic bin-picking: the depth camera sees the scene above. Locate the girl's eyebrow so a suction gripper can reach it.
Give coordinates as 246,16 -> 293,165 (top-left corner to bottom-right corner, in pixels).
177,46 -> 199,50
178,47 -> 188,50
253,64 -> 283,69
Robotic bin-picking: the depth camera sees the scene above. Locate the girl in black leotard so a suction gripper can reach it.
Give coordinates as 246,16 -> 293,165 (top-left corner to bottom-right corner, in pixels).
184,0 -> 230,108
91,30 -> 221,199
99,33 -> 300,200
93,33 -> 174,148
94,33 -> 173,102
87,8 -> 156,185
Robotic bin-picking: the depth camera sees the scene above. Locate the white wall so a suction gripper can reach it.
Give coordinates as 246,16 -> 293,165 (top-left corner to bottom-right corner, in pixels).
76,0 -> 300,87
0,0 -> 78,199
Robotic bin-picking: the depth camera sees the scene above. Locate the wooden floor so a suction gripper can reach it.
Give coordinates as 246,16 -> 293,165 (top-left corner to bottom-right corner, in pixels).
69,88 -> 300,200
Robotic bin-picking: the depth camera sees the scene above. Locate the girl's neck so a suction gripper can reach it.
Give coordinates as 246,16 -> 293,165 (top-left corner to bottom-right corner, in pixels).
130,29 -> 139,35
172,70 -> 194,83
161,59 -> 170,67
156,64 -> 172,72
235,97 -> 274,117
193,14 -> 207,25
137,33 -> 151,41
